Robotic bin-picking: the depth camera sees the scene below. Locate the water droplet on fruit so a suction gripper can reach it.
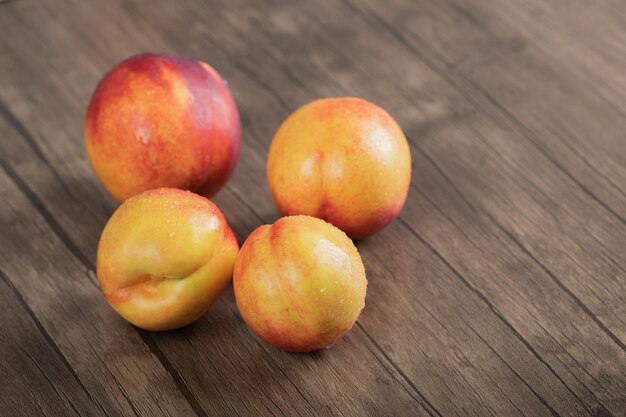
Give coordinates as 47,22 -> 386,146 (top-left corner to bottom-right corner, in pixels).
320,288 -> 326,293
137,125 -> 151,144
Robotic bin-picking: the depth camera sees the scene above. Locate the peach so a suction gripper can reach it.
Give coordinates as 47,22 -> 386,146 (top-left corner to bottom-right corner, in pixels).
233,215 -> 367,352
96,188 -> 239,331
85,53 -> 240,202
267,97 -> 411,239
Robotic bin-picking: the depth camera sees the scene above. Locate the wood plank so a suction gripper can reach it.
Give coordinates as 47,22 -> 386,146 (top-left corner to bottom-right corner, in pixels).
347,0 -> 626,216
145,0 -> 621,409
0,163 -> 203,417
402,132 -> 626,413
0,0 -> 528,412
1,0 -> 624,415
2,100 -> 572,416
449,0 -> 626,111
0,271 -> 106,417
346,0 -> 626,346
335,0 -> 626,411
0,98 -> 431,417
0,4 -> 588,416
157,0 -> 626,413
0,2 -> 432,416
451,0 -> 626,219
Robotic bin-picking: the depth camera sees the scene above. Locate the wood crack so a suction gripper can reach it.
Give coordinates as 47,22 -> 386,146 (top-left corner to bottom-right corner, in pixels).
545,124 -> 626,201
139,332 -> 210,417
17,337 -> 84,417
467,326 -> 564,417
531,315 -> 615,406
356,322 -> 443,417
487,214 -> 626,352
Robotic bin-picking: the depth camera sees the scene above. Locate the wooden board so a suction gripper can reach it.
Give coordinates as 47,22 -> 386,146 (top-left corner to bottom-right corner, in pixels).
0,0 -> 624,416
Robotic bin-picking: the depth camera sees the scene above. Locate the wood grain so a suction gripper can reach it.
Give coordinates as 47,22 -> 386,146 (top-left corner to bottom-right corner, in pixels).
0,0 -> 624,416
0,270 -> 106,417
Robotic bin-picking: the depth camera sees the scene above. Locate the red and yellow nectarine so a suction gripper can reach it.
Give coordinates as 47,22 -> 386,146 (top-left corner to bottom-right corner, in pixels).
233,215 -> 367,352
97,188 -> 239,331
267,97 -> 411,239
85,53 -> 240,202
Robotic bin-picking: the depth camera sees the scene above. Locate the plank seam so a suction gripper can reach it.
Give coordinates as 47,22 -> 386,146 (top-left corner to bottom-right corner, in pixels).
404,146 -> 622,414
531,313 -> 615,409
238,318 -> 319,416
356,322 -> 443,417
468,326 -> 569,417
17,344 -> 84,417
138,333 -> 211,417
545,125 -> 626,201
486,213 -> 626,353
0,269 -> 112,417
0,102 -> 99,216
396,217 -> 590,414
410,139 -> 626,352
460,75 -> 626,226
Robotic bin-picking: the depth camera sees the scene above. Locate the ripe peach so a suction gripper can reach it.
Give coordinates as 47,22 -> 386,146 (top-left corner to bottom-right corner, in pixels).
233,215 -> 367,352
267,97 -> 411,239
97,188 -> 239,331
85,53 -> 241,202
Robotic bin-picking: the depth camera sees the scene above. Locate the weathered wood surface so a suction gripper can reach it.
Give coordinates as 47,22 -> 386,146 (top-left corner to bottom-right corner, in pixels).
0,0 -> 624,416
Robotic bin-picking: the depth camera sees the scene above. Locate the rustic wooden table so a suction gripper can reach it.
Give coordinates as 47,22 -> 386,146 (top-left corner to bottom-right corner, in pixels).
1,0 -> 625,416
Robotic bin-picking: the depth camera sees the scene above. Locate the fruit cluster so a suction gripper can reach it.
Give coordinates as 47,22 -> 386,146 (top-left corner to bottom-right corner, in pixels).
86,54 -> 411,352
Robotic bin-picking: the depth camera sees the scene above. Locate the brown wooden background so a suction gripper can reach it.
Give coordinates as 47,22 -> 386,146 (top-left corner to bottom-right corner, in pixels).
1,0 -> 625,416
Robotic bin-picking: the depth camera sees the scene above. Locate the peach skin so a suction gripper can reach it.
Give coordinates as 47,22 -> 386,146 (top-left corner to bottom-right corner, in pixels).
267,97 -> 411,239
233,215 -> 367,352
85,53 -> 240,202
96,188 -> 239,331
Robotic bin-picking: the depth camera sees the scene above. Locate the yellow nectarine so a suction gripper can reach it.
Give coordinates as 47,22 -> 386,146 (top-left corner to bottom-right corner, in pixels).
85,53 -> 240,202
233,215 -> 367,352
97,188 -> 239,331
267,97 -> 411,239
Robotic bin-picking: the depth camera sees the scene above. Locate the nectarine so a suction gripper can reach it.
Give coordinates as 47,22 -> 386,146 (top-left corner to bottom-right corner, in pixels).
85,53 -> 240,201
97,188 -> 239,331
267,97 -> 411,239
233,215 -> 367,352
